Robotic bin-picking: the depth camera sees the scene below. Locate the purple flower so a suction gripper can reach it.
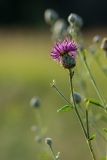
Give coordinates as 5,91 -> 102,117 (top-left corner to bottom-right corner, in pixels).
51,38 -> 78,69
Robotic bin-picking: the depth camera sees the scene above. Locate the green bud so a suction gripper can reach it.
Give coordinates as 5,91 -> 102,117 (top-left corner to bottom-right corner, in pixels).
71,92 -> 82,104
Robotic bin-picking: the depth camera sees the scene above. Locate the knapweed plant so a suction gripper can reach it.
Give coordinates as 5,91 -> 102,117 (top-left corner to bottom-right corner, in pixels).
31,9 -> 107,160
44,9 -> 107,160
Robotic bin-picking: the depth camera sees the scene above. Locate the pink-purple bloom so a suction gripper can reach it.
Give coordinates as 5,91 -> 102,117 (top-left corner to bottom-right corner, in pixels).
51,38 -> 78,68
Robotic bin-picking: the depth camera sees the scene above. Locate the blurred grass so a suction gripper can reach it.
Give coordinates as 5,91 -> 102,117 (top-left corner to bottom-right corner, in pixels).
0,28 -> 107,160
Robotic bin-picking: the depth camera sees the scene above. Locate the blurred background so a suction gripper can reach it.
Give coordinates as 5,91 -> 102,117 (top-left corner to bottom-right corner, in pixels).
0,0 -> 107,27
0,0 -> 107,160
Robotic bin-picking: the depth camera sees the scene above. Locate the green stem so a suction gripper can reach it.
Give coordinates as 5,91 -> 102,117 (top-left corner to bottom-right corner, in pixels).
87,140 -> 96,160
86,109 -> 89,139
69,69 -> 96,160
50,145 -> 57,160
86,109 -> 96,160
82,51 -> 105,107
52,85 -> 71,105
69,69 -> 87,138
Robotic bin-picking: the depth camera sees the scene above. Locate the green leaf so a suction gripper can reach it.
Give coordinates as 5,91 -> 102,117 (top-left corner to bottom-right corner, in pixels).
88,134 -> 96,141
57,105 -> 73,112
103,128 -> 107,133
85,99 -> 104,109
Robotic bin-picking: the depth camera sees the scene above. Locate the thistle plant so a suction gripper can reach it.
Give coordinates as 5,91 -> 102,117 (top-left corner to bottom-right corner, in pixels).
43,8 -> 107,160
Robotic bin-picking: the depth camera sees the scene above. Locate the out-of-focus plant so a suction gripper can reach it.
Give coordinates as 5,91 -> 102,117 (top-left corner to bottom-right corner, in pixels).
30,9 -> 107,160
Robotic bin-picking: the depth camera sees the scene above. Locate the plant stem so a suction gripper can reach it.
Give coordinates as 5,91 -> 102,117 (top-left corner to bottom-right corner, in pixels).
52,84 -> 71,105
86,109 -> 89,139
50,145 -> 57,160
69,69 -> 87,137
86,109 -> 96,160
82,51 -> 105,107
69,69 -> 96,160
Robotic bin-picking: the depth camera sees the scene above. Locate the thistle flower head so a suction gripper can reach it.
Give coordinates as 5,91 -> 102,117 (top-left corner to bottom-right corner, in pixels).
51,38 -> 78,69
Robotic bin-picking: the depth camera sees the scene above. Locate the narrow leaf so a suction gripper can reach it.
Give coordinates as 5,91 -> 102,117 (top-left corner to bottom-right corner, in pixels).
89,134 -> 96,141
57,105 -> 73,112
85,99 -> 104,109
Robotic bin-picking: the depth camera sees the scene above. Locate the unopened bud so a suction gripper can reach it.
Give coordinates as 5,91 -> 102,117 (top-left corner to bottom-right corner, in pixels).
101,38 -> 107,52
44,9 -> 59,25
31,125 -> 38,132
71,92 -> 82,104
56,152 -> 60,160
30,96 -> 41,108
35,136 -> 42,143
93,35 -> 101,43
45,137 -> 52,146
68,13 -> 83,28
52,19 -> 67,39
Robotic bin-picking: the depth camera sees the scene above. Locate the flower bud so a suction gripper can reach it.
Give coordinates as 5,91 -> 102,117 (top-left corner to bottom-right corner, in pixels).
35,136 -> 42,143
44,9 -> 59,25
93,35 -> 101,43
71,92 -> 82,104
68,13 -> 83,28
61,54 -> 76,69
101,38 -> 107,52
31,125 -> 38,132
45,137 -> 52,146
30,96 -> 41,108
52,19 -> 67,40
56,152 -> 60,160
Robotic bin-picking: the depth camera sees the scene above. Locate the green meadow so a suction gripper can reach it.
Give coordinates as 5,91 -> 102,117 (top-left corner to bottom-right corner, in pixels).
0,29 -> 107,160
